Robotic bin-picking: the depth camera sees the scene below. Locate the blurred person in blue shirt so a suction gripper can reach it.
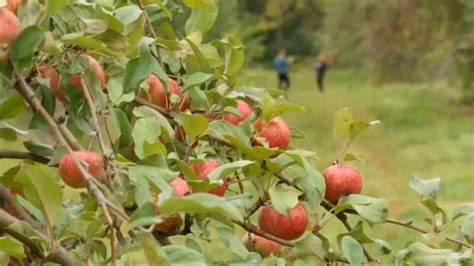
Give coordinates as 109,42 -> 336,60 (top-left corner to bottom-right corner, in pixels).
274,49 -> 290,90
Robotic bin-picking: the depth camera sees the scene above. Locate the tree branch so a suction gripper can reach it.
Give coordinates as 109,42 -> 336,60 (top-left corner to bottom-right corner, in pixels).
0,150 -> 49,164
134,96 -> 173,118
244,193 -> 269,220
231,219 -> 295,247
0,184 -> 44,231
385,218 -> 472,249
0,209 -> 80,265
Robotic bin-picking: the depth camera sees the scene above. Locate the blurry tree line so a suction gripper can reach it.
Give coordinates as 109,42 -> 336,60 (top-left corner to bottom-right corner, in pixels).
175,0 -> 473,101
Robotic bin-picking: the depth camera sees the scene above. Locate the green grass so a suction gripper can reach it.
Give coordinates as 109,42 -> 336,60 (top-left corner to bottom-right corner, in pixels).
237,67 -> 474,253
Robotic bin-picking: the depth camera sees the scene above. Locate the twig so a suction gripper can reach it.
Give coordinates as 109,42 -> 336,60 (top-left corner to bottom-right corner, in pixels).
0,184 -> 44,231
244,194 -> 269,220
0,209 -> 80,265
321,202 -> 375,262
134,96 -> 173,118
231,219 -> 295,247
79,78 -> 108,158
385,218 -> 472,248
0,150 -> 50,164
16,76 -> 121,246
136,0 -> 164,65
58,123 -> 83,151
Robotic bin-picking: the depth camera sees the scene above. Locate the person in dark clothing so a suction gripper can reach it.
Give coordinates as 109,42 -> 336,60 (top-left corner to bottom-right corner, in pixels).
315,53 -> 328,92
274,49 -> 290,90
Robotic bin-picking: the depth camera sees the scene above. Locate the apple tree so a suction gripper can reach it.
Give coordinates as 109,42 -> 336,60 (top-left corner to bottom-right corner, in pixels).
0,0 -> 473,265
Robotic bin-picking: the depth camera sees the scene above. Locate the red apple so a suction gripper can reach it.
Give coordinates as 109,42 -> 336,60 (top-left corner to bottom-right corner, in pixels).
0,8 -> 20,60
139,75 -> 190,111
170,177 -> 190,197
70,55 -> 106,89
38,65 -> 67,104
6,0 -> 21,13
153,177 -> 189,233
58,151 -> 104,189
257,117 -> 291,149
258,202 -> 308,240
323,164 -> 362,204
242,233 -> 282,257
224,100 -> 252,125
191,159 -> 228,196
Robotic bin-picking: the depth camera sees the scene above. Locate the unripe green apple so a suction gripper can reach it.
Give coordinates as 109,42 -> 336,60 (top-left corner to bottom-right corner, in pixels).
59,151 -> 104,189
323,164 -> 362,204
258,202 -> 308,240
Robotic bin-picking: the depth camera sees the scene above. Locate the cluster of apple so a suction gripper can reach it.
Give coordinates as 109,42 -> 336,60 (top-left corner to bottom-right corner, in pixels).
51,70 -> 363,258
0,0 -> 21,60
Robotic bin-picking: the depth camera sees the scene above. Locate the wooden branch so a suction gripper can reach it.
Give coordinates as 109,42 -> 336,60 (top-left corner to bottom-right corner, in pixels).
0,184 -> 43,231
0,150 -> 49,164
134,96 -> 173,118
385,218 -> 472,249
244,193 -> 269,220
58,123 -> 83,151
231,219 -> 295,247
0,209 -> 80,265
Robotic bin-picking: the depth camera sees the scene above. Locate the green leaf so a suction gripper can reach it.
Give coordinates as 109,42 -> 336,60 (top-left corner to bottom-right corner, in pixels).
206,160 -> 254,181
460,213 -> 474,237
0,236 -> 25,260
48,0 -> 68,12
108,79 -> 135,105
397,242 -> 472,265
291,154 -> 325,207
184,38 -> 213,73
115,5 -> 143,26
128,165 -> 178,185
337,195 -> 388,225
293,232 -> 327,260
23,140 -> 54,157
16,195 -> 45,225
178,114 -> 208,143
268,184 -> 299,216
177,160 -> 198,181
182,0 -> 216,9
208,120 -> 252,146
261,96 -> 304,121
409,176 -> 440,199
374,239 -> 392,255
226,136 -> 277,161
14,164 -> 62,225
133,106 -> 174,135
453,203 -> 474,220
183,72 -> 214,89
137,233 -> 170,265
184,4 -> 217,35
333,107 -> 353,148
216,227 -> 249,259
62,34 -> 118,57
223,36 -> 245,76
11,26 -> 45,74
123,53 -> 153,93
132,117 -> 163,159
129,202 -> 160,226
0,121 -> 27,140
341,236 -> 365,266
350,120 -> 380,139
0,93 -> 26,120
160,193 -> 243,222
162,245 -> 206,266
113,108 -> 132,147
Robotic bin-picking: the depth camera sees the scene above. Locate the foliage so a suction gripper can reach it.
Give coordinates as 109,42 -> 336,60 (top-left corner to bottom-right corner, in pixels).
0,1 -> 472,265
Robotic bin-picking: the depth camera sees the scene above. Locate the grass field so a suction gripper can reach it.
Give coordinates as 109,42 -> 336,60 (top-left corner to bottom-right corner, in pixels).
237,67 -> 474,254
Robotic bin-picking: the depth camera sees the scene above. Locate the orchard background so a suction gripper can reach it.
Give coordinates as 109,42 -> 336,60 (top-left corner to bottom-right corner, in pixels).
0,0 -> 473,265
